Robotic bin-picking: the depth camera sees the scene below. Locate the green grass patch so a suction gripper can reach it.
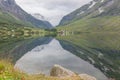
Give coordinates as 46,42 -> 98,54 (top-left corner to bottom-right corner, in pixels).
57,16 -> 120,33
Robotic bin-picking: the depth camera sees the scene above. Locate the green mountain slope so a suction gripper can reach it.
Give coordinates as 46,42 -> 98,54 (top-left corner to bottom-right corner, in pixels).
58,0 -> 120,32
0,0 -> 52,29
58,16 -> 120,32
0,10 -> 33,28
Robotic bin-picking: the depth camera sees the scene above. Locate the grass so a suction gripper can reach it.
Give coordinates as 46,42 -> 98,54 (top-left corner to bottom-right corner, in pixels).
0,10 -> 33,28
0,60 -> 23,80
0,60 -> 82,80
57,16 -> 120,33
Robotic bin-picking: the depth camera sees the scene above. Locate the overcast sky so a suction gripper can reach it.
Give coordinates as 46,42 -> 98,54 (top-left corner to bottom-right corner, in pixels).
15,0 -> 92,26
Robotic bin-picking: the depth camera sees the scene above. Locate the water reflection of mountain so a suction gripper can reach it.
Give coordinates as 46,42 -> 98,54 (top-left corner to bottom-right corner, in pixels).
0,37 -> 52,63
0,33 -> 120,80
58,33 -> 120,80
15,39 -> 108,80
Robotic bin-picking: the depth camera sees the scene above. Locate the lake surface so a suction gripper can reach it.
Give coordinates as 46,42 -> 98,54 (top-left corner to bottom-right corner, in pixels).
0,33 -> 120,80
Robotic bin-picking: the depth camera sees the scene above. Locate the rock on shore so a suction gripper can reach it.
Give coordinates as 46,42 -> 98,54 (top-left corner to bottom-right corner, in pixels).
79,74 -> 96,80
50,64 -> 97,80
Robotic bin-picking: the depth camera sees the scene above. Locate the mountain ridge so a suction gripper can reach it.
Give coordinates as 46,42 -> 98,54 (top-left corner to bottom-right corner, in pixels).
0,0 -> 52,29
59,0 -> 120,26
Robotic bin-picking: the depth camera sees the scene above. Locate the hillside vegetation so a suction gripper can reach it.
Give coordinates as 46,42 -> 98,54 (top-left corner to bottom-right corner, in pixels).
58,0 -> 120,32
0,10 -> 34,28
57,16 -> 120,32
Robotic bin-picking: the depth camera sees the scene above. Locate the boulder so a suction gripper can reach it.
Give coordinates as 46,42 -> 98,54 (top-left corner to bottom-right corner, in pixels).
50,64 -> 97,80
50,64 -> 76,77
79,74 -> 96,80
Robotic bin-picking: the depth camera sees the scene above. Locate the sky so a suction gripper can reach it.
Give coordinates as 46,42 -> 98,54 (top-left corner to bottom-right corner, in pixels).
15,0 -> 92,26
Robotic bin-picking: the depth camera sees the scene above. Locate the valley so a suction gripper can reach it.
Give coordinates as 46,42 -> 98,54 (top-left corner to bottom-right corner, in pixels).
0,0 -> 120,80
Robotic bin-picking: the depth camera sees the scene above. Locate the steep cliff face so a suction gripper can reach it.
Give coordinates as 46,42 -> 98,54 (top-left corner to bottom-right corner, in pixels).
59,0 -> 120,26
0,0 -> 52,29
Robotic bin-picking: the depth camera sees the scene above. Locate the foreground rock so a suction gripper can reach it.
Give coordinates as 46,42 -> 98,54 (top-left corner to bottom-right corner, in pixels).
79,74 -> 96,80
50,65 -> 76,77
50,65 -> 97,80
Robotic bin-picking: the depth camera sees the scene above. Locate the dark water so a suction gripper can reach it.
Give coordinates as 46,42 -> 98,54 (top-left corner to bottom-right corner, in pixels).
0,33 -> 120,80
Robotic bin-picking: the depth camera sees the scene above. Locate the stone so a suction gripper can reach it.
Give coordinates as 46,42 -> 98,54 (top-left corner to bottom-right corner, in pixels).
79,74 -> 96,80
50,64 -> 97,80
50,64 -> 76,77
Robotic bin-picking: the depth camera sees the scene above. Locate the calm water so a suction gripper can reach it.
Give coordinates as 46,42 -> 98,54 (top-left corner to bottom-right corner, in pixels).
0,33 -> 120,80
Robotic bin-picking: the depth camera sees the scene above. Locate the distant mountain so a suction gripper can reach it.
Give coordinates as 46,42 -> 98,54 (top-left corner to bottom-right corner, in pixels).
0,0 -> 52,29
32,13 -> 46,21
31,13 -> 52,29
59,0 -> 120,26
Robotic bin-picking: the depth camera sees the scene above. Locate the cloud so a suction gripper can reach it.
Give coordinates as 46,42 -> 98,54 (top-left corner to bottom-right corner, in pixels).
15,0 -> 92,26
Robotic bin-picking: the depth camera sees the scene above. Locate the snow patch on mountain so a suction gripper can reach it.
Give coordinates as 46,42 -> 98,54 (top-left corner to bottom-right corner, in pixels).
98,7 -> 104,14
88,1 -> 97,9
77,11 -> 85,16
32,13 -> 46,21
101,0 -> 104,3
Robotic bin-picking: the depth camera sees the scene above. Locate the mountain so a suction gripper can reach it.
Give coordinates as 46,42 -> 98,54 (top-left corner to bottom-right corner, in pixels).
59,0 -> 120,26
31,13 -> 52,29
32,13 -> 46,21
59,0 -> 120,32
0,0 -> 52,29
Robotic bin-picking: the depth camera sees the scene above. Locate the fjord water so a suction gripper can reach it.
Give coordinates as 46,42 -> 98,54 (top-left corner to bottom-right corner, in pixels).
14,38 -> 108,80
0,33 -> 120,80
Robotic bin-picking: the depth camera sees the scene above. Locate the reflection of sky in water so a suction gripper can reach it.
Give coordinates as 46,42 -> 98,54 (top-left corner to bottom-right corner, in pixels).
15,39 -> 108,80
